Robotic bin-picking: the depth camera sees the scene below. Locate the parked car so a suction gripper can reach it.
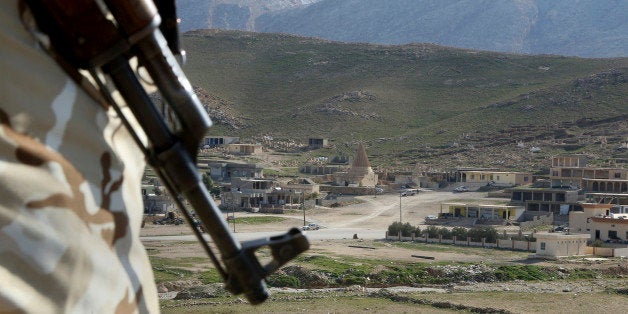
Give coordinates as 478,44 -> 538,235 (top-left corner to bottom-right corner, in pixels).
302,223 -> 320,231
453,186 -> 469,193
403,189 -> 417,196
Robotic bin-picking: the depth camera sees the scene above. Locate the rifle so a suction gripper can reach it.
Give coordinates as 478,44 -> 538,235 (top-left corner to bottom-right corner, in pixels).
22,0 -> 309,304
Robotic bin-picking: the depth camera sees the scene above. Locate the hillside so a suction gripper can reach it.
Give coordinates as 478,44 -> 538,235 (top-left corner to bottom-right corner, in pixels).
181,30 -> 628,171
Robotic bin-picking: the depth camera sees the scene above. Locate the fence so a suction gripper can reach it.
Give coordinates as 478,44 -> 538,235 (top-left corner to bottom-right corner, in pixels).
385,232 -> 534,252
386,232 -> 628,257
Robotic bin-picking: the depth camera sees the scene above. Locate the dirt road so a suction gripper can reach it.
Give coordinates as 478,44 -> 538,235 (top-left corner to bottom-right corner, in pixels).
299,190 -> 501,230
141,190 -> 521,264
140,190 -> 501,237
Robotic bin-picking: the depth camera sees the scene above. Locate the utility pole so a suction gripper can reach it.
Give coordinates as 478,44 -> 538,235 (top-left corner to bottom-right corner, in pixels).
302,193 -> 306,226
399,191 -> 402,224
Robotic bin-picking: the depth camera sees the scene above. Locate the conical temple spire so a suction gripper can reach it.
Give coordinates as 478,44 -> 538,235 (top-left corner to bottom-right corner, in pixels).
352,143 -> 371,168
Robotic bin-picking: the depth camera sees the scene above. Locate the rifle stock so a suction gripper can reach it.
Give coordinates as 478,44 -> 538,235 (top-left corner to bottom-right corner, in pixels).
23,0 -> 309,304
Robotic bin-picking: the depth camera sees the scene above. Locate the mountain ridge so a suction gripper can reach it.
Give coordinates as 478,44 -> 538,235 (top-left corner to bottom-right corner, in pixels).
181,30 -> 628,170
178,0 -> 628,58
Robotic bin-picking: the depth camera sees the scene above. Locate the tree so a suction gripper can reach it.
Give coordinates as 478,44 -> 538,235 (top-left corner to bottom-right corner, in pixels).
468,226 -> 497,243
452,227 -> 468,240
426,226 -> 439,238
387,221 -> 418,237
201,172 -> 221,197
439,227 -> 453,239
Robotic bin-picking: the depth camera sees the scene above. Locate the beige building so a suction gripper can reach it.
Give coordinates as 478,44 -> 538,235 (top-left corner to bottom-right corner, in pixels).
227,143 -> 263,155
334,143 -> 377,187
221,178 -> 307,211
535,232 -> 590,258
569,203 -> 628,243
458,169 -> 532,187
444,203 -> 522,221
284,178 -> 320,195
550,155 -> 627,191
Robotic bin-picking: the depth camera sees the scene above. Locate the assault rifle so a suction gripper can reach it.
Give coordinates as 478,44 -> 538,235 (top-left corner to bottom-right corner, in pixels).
23,0 -> 309,304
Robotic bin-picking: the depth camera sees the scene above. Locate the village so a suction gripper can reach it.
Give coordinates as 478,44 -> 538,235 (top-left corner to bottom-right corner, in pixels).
141,135 -> 628,260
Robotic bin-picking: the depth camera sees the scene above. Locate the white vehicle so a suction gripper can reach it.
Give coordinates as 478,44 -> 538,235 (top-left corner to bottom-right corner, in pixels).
453,186 -> 469,193
301,223 -> 320,231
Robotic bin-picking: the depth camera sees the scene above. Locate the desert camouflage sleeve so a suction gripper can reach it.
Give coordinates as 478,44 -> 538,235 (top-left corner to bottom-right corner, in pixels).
0,1 -> 159,313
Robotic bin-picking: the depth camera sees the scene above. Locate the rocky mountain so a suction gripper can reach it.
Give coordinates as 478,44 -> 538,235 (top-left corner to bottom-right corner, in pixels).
177,0 -> 628,58
177,0 -> 320,32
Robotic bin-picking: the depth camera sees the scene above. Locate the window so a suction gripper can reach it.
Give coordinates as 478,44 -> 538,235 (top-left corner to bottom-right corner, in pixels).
540,242 -> 546,250
615,173 -> 621,178
553,171 -> 558,177
609,230 -> 617,239
524,176 -> 529,182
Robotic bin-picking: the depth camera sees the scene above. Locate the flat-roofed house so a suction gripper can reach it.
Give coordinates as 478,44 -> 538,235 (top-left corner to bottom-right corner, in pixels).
570,203 -> 628,243
535,232 -> 590,259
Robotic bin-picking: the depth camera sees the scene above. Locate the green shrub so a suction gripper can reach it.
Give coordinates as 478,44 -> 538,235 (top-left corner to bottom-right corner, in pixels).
468,226 -> 497,242
267,274 -> 300,288
451,227 -> 468,240
439,227 -> 453,239
199,269 -> 222,284
426,226 -> 440,238
388,221 -> 418,237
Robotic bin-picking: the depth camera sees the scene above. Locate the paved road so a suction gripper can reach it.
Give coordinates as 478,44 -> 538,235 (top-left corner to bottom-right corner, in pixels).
141,227 -> 386,243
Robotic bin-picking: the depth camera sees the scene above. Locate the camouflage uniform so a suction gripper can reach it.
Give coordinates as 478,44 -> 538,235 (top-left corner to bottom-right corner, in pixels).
0,1 -> 159,312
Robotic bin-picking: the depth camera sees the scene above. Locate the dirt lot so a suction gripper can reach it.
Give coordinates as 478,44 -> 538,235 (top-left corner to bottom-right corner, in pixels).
140,190 -> 624,266
142,190 -> 628,313
141,190 -> 512,234
141,190 -> 519,262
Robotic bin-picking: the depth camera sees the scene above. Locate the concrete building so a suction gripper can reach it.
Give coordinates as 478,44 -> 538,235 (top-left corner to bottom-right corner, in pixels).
284,178 -> 320,195
510,186 -> 583,215
227,143 -> 263,155
394,171 -> 420,187
444,203 -> 523,221
200,136 -> 239,148
570,203 -> 628,243
550,155 -> 627,191
207,162 -> 264,182
534,232 -> 590,259
141,184 -> 170,214
584,192 -> 628,206
308,137 -> 329,149
457,168 -> 532,187
220,177 -> 307,212
300,164 -> 344,175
